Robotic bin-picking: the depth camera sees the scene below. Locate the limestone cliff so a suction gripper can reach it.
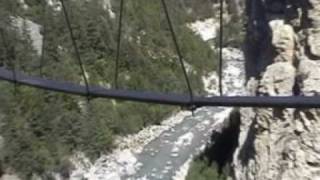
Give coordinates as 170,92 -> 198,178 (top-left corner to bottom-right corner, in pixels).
232,0 -> 320,179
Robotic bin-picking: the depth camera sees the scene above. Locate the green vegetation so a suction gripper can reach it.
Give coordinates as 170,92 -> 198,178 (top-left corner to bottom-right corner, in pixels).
186,158 -> 226,180
187,109 -> 242,180
0,0 -> 217,178
214,14 -> 245,48
186,10 -> 246,179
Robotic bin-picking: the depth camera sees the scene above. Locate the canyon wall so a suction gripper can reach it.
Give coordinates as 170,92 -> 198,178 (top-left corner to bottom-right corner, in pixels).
232,0 -> 320,179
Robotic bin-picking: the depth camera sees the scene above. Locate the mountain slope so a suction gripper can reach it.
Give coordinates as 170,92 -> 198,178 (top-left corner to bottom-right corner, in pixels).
0,0 -> 218,178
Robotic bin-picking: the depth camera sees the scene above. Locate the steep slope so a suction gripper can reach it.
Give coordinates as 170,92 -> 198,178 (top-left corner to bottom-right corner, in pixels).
233,1 -> 320,179
0,0 -> 219,179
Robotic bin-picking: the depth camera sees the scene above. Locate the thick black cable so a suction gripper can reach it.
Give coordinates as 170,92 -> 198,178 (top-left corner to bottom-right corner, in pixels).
60,0 -> 91,99
40,1 -> 47,76
114,0 -> 124,89
0,28 -> 17,94
3,66 -> 320,108
218,0 -> 224,96
160,0 -> 194,107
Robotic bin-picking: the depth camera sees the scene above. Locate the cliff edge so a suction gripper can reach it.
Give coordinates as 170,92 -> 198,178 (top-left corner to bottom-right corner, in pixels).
232,0 -> 320,179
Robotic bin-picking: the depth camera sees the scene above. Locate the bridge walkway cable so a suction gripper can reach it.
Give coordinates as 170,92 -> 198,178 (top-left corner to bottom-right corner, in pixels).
0,67 -> 320,108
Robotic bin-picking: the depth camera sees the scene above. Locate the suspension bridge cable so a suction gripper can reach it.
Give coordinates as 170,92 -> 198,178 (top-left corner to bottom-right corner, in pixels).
60,0 -> 91,99
39,1 -> 47,76
0,28 -> 17,94
3,66 -> 320,108
160,0 -> 194,107
218,0 -> 224,96
114,0 -> 125,89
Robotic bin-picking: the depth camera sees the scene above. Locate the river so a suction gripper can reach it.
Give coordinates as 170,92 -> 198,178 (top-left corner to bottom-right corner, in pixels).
70,19 -> 245,180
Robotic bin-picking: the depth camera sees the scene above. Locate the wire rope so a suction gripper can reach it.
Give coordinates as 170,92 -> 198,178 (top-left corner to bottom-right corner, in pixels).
60,0 -> 91,100
218,0 -> 224,96
0,28 -> 17,94
114,0 -> 125,89
39,1 -> 48,76
160,0 -> 194,109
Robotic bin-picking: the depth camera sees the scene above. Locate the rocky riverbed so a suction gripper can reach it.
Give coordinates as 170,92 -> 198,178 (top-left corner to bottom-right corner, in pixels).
7,15 -> 245,180
70,45 -> 245,180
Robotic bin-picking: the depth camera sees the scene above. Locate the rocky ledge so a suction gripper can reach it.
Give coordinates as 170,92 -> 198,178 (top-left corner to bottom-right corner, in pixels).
232,1 -> 320,180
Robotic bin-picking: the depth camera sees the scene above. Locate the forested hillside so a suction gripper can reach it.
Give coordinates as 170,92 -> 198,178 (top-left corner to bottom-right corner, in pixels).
0,0 -> 217,178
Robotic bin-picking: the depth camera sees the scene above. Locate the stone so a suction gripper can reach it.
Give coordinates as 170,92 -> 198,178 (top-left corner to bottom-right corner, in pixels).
298,58 -> 320,95
269,20 -> 295,62
0,174 -> 21,180
308,29 -> 320,58
258,62 -> 295,96
232,0 -> 320,179
307,0 -> 320,28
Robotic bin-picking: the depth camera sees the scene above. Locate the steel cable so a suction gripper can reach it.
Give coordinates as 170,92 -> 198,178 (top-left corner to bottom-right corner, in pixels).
0,28 -> 17,94
114,0 -> 125,89
60,0 -> 91,100
2,66 -> 320,109
40,1 -> 47,76
160,0 -> 194,108
219,0 -> 224,96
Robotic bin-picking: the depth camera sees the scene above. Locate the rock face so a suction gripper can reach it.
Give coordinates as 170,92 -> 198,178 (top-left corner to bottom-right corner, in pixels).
226,0 -> 244,19
232,1 -> 320,179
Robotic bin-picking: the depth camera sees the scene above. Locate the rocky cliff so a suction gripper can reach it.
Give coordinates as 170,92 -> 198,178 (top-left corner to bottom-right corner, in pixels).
232,0 -> 320,179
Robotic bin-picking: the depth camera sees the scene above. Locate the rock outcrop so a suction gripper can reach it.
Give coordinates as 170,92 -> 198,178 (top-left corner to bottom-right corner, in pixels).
232,1 -> 320,179
226,0 -> 244,19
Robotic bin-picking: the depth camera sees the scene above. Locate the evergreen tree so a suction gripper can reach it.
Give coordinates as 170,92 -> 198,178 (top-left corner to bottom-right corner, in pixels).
0,0 -> 218,177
